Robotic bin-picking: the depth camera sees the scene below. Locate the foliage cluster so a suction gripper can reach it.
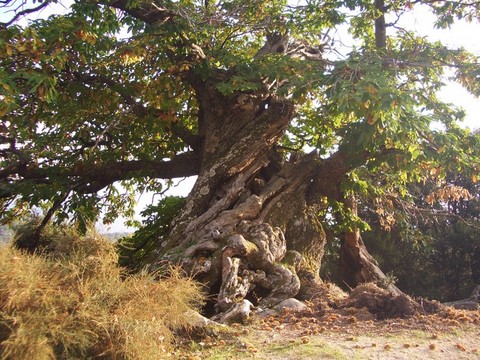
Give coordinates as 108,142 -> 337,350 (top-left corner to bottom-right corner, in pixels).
0,224 -> 204,359
363,220 -> 480,302
322,165 -> 480,301
367,164 -> 480,301
1,0 -> 479,231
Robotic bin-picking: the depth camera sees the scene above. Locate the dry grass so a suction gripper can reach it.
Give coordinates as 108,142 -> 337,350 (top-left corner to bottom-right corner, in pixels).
0,227 -> 204,359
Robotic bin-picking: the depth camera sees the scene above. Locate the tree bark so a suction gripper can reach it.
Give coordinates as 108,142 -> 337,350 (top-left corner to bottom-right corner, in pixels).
145,76 -> 402,318
159,150 -> 326,313
142,76 -> 331,319
340,195 -> 401,294
375,0 -> 387,49
147,78 -> 401,319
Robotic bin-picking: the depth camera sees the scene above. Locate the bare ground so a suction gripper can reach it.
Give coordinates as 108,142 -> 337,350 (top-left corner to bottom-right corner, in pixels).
173,300 -> 480,360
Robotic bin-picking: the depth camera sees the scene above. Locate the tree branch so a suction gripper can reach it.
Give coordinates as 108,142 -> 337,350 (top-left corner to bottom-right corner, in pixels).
387,194 -> 480,229
33,188 -> 72,247
73,71 -> 202,148
0,152 -> 201,202
98,0 -> 178,24
307,146 -> 399,202
375,0 -> 387,49
170,122 -> 202,150
73,72 -> 149,117
307,151 -> 363,201
70,152 -> 201,193
1,0 -> 50,27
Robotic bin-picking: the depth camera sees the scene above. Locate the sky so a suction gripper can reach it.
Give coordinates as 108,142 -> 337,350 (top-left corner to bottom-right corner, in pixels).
1,1 -> 479,232
398,5 -> 480,131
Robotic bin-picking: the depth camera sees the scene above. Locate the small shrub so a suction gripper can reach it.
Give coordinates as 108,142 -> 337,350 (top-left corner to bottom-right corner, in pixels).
118,196 -> 185,271
0,226 -> 203,359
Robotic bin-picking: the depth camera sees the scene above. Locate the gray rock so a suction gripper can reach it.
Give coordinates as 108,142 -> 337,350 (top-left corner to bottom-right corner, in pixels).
184,310 -> 224,328
211,300 -> 255,324
273,298 -> 307,312
255,308 -> 277,318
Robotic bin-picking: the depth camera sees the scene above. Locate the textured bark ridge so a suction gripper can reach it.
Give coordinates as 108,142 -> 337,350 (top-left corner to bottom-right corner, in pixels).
148,79 -> 323,320
340,229 -> 401,295
159,152 -> 325,321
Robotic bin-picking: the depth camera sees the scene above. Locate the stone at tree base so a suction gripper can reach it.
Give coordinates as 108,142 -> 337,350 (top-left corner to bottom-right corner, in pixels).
180,310 -> 226,339
211,297 -> 308,323
272,298 -> 307,312
255,298 -> 307,318
255,309 -> 277,318
184,310 -> 225,329
211,300 -> 255,324
444,285 -> 480,310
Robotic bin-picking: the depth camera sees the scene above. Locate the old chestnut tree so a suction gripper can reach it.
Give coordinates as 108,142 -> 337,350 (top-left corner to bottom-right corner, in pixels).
1,0 -> 479,317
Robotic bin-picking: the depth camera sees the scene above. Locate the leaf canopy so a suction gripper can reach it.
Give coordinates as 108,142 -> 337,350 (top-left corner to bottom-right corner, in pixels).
1,0 -> 479,228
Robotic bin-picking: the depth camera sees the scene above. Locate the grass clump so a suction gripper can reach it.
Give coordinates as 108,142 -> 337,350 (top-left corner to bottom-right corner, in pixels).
0,225 -> 204,359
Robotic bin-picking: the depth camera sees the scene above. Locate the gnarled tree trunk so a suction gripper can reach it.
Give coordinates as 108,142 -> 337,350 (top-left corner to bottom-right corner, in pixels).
148,76 -> 395,320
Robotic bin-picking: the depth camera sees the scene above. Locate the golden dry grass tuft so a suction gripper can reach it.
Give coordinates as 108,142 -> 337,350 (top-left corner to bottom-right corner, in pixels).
0,228 -> 204,359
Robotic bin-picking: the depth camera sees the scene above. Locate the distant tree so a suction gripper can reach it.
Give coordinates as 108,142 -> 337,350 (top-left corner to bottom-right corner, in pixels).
1,0 -> 479,315
359,162 -> 480,301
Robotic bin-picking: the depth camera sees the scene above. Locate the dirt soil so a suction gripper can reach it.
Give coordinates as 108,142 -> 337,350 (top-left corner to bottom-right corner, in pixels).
174,298 -> 480,360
